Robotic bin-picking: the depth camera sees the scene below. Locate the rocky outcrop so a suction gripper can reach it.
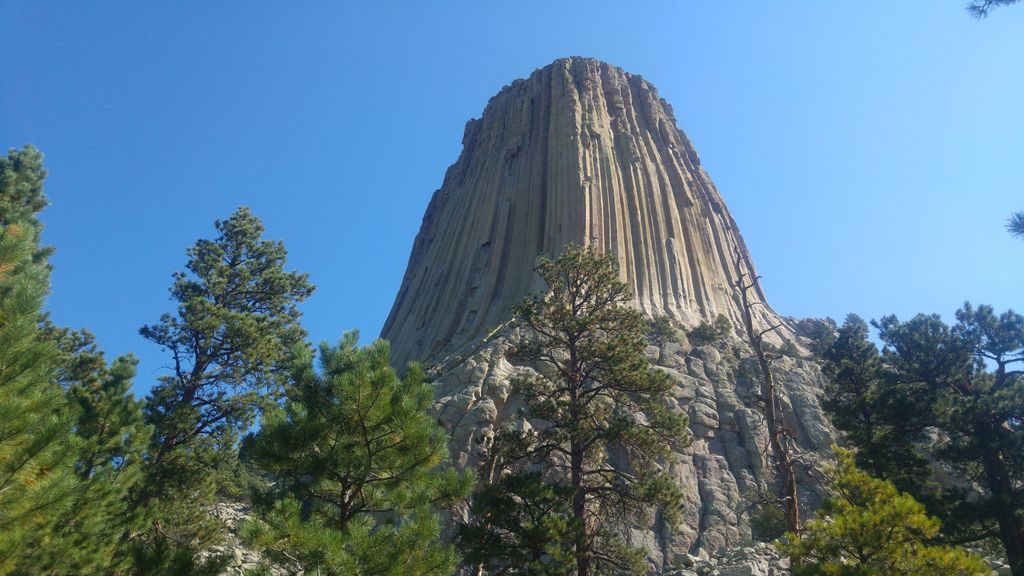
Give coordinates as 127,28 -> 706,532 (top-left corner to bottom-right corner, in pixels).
382,57 -> 785,369
200,503 -> 292,576
429,326 -> 833,571
666,542 -> 792,576
380,57 -> 835,570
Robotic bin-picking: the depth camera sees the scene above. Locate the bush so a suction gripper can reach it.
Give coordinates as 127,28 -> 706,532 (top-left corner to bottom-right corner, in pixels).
777,448 -> 990,576
689,314 -> 733,343
778,339 -> 801,358
750,504 -> 787,542
649,314 -> 679,341
714,313 -> 733,338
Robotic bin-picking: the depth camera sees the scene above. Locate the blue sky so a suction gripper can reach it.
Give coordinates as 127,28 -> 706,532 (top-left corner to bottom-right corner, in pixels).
1,1 -> 1021,395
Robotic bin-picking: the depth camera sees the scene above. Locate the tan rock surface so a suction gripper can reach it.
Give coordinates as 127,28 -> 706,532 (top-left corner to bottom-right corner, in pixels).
382,57 -> 782,368
428,329 -> 832,569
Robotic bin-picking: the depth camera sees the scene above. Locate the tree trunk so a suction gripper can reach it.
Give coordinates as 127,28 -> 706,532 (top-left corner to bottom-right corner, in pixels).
982,442 -> 1024,575
568,334 -> 591,576
571,443 -> 590,576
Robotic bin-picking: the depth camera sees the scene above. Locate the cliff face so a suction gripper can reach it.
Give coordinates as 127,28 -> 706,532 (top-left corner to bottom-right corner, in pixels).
382,57 -> 778,369
381,57 -> 833,569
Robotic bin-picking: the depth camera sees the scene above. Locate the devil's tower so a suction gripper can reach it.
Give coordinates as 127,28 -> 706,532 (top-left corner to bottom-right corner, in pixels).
382,57 -> 781,368
382,57 -> 833,567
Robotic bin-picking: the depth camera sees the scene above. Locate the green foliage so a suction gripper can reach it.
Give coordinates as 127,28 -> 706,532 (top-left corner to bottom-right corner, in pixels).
0,146 -> 47,222
38,327 -> 152,574
0,145 -> 51,264
750,503 -> 787,542
649,314 -> 679,342
820,315 -> 935,497
457,471 -> 577,575
688,313 -> 732,343
0,145 -> 162,574
127,537 -> 230,576
688,321 -> 718,342
823,305 -> 1024,574
0,145 -> 112,569
714,313 -> 733,338
778,449 -> 989,576
0,216 -> 80,574
778,339 -> 801,358
242,333 -> 472,576
136,207 -> 314,557
1,146 -> 237,574
465,245 -> 689,576
796,317 -> 837,358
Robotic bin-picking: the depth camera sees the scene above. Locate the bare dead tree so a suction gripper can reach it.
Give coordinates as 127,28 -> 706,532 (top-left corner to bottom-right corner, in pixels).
732,248 -> 801,534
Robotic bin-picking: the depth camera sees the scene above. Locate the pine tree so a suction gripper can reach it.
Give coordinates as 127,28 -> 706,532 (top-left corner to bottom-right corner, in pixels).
40,328 -> 152,574
456,471 -> 575,576
464,245 -> 689,576
823,305 -> 1024,574
0,159 -> 79,572
1,145 -> 177,574
135,206 -> 314,563
778,449 -> 990,576
241,333 -> 473,576
820,315 -> 936,500
0,146 -> 50,263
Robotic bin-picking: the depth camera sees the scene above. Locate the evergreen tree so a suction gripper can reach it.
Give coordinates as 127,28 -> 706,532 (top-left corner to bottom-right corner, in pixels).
820,315 -> 935,499
778,449 -> 989,576
42,328 -> 152,574
0,149 -> 79,573
456,471 -> 575,576
135,207 -> 314,561
241,333 -> 472,576
0,146 -> 50,263
823,304 -> 1024,574
465,245 -> 690,576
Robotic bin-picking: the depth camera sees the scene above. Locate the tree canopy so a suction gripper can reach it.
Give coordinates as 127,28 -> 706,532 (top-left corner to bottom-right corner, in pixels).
822,304 -> 1024,574
778,448 -> 990,576
133,206 -> 314,568
242,333 -> 472,576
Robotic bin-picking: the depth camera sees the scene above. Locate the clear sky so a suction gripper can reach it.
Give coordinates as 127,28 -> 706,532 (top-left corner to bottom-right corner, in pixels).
2,1 -> 1021,395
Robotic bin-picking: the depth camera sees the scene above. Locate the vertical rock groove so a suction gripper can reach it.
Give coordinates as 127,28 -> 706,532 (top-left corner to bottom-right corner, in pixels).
382,56 -> 778,370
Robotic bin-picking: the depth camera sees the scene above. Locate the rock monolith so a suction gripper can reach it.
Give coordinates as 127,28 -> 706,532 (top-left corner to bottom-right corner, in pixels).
381,57 -> 834,571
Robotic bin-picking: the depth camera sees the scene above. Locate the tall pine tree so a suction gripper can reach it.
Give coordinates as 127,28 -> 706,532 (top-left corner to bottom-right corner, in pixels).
820,315 -> 936,500
135,207 -> 314,562
0,146 -> 80,573
462,245 -> 689,576
0,212 -> 80,574
0,145 -> 162,574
